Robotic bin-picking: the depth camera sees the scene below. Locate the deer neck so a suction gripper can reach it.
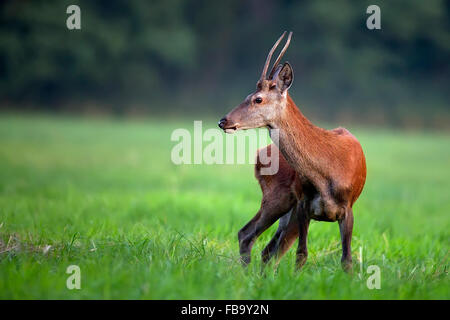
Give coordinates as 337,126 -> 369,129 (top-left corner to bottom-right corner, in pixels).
269,94 -> 330,178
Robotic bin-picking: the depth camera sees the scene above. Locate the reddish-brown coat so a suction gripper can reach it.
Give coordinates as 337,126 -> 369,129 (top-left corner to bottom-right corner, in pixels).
220,32 -> 366,271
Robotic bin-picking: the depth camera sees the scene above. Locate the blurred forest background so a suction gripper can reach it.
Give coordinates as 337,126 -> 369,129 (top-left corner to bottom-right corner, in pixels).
0,0 -> 449,128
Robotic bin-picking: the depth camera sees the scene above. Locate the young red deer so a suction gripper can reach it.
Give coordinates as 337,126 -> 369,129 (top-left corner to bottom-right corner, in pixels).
219,32 -> 367,271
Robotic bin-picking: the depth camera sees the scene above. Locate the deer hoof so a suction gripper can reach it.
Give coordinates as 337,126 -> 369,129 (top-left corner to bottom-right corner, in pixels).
341,259 -> 353,274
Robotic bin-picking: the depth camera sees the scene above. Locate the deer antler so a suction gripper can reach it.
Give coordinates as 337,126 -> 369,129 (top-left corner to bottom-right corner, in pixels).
269,31 -> 292,79
260,31 -> 287,81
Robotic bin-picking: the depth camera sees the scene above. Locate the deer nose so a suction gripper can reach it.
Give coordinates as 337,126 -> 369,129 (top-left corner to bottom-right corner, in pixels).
218,117 -> 227,129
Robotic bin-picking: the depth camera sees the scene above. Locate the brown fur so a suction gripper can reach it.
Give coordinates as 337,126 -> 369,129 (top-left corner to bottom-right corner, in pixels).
255,144 -> 300,265
236,143 -> 300,266
236,96 -> 366,270
277,95 -> 366,220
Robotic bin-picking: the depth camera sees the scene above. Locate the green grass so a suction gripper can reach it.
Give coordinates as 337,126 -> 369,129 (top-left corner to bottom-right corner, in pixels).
0,114 -> 448,299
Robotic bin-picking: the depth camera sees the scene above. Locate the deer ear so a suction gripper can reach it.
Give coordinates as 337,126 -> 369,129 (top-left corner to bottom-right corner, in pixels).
275,62 -> 293,93
269,64 -> 283,80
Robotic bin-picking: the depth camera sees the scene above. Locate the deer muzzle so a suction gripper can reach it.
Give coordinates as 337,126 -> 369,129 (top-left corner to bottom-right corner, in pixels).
218,117 -> 238,133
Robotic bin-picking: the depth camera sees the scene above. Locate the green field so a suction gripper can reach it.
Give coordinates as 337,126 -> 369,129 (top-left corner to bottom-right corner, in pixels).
0,115 -> 448,299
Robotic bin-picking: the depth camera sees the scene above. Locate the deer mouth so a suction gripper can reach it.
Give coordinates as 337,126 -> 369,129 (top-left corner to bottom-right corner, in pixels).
218,118 -> 239,133
223,123 -> 241,134
224,126 -> 237,133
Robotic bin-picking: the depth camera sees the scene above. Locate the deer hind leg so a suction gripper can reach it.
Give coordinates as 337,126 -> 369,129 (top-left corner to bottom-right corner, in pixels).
296,201 -> 311,270
338,207 -> 354,273
260,209 -> 291,264
238,200 -> 288,266
261,204 -> 299,265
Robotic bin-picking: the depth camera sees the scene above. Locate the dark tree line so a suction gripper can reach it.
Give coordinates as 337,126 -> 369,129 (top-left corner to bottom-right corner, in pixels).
0,0 -> 449,127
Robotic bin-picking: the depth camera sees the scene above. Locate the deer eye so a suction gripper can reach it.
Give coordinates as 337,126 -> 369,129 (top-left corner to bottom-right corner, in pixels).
254,97 -> 263,104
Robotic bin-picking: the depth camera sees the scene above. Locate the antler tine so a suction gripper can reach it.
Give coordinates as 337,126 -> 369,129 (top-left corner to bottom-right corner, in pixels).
260,31 -> 287,81
269,31 -> 293,79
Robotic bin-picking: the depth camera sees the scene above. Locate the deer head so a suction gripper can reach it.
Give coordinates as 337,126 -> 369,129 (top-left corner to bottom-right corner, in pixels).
219,31 -> 294,133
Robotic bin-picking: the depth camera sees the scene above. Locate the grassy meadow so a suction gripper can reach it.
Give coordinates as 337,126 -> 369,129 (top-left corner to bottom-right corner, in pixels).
0,114 -> 448,299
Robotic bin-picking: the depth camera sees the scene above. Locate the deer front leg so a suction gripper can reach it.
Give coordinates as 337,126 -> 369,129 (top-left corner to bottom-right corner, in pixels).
238,203 -> 285,266
295,201 -> 311,270
338,207 -> 354,273
261,206 -> 298,265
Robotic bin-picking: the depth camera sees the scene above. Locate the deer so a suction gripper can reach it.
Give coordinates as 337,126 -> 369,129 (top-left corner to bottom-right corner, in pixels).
218,31 -> 367,272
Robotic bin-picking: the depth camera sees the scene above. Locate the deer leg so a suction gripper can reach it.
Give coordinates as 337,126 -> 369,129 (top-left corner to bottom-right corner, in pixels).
238,202 -> 285,266
261,205 -> 299,265
261,209 -> 291,263
295,201 -> 311,270
273,205 -> 300,266
339,207 -> 354,273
